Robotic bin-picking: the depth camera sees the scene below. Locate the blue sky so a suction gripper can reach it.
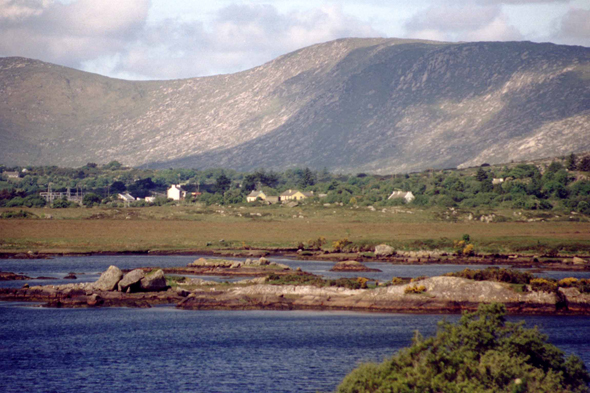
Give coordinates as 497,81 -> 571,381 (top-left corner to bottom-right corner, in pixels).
1,0 -> 589,80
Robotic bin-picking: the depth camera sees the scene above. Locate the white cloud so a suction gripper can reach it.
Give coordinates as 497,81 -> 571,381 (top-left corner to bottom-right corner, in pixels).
405,3 -> 523,42
556,7 -> 590,46
0,0 -> 149,67
0,0 -> 50,21
0,1 -> 380,79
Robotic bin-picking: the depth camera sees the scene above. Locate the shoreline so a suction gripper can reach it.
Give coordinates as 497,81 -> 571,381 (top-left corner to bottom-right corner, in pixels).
2,248 -> 589,273
1,274 -> 589,316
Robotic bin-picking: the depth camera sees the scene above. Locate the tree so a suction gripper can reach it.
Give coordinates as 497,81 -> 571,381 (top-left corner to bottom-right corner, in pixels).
215,172 -> 231,194
300,167 -> 316,187
110,181 -> 126,193
566,153 -> 578,171
476,167 -> 488,182
82,193 -> 102,207
337,303 -> 590,393
580,157 -> 590,172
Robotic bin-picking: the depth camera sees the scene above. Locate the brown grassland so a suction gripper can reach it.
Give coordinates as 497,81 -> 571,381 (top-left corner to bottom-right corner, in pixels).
0,205 -> 589,254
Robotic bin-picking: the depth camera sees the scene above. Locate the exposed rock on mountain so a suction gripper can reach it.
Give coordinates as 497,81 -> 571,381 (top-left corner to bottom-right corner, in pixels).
1,38 -> 589,173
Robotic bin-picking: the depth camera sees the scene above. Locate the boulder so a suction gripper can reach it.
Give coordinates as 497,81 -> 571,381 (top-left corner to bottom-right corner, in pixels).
573,257 -> 588,265
92,265 -> 123,291
118,269 -> 146,292
374,244 -> 395,257
139,269 -> 167,292
188,257 -> 208,267
330,260 -> 382,272
258,257 -> 270,265
63,273 -> 77,280
87,294 -> 103,307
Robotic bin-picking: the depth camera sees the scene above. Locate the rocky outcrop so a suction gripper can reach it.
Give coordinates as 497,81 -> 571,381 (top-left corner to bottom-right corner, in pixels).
139,269 -> 167,292
330,261 -> 382,272
186,257 -> 290,272
118,269 -> 145,292
91,265 -> 123,291
0,271 -> 31,281
374,245 -> 395,257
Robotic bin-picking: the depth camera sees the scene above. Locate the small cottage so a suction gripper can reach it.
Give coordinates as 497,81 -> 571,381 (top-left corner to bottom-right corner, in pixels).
387,191 -> 415,203
118,193 -> 135,202
280,189 -> 313,202
246,190 -> 267,203
167,185 -> 187,201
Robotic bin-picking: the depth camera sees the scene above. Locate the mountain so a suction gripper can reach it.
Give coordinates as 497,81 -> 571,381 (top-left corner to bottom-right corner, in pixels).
1,38 -> 589,173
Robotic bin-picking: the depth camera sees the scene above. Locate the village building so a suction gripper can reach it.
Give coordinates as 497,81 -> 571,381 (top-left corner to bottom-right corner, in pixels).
387,191 -> 415,203
167,185 -> 187,201
3,171 -> 20,180
117,193 -> 135,203
265,196 -> 279,204
246,190 -> 267,203
144,196 -> 156,203
492,178 -> 504,185
279,189 -> 314,202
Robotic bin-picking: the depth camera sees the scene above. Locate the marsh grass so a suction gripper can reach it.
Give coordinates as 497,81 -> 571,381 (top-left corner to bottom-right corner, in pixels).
1,205 -> 589,254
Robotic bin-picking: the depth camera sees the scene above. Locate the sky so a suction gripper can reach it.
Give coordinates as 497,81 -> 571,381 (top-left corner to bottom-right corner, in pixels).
0,0 -> 589,80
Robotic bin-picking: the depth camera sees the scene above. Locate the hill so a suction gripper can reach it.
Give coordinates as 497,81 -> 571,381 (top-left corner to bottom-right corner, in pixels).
1,38 -> 589,173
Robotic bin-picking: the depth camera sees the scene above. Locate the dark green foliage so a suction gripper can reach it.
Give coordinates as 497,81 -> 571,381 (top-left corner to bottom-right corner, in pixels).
1,210 -> 38,219
82,193 -> 102,207
266,274 -> 361,290
567,153 -> 578,171
446,267 -> 534,285
580,157 -> 590,172
215,172 -> 231,194
110,181 -> 126,193
337,303 -> 590,393
476,167 -> 489,181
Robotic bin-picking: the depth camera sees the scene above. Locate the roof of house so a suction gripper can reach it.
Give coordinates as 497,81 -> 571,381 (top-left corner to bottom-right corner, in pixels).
247,190 -> 265,198
388,191 -> 413,199
280,189 -> 300,197
118,193 -> 135,201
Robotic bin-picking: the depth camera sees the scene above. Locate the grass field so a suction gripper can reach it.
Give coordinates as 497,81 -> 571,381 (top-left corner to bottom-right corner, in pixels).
1,205 -> 589,254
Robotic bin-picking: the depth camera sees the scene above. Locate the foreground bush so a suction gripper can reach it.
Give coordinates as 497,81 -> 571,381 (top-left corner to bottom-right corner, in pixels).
337,303 -> 590,392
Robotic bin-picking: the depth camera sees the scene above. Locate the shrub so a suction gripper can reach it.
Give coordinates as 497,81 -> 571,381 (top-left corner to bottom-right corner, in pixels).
462,243 -> 475,256
356,277 -> 369,289
391,277 -> 403,285
337,303 -> 590,393
530,278 -> 558,293
447,267 -> 533,284
404,285 -> 426,294
411,276 -> 428,282
332,237 -> 352,252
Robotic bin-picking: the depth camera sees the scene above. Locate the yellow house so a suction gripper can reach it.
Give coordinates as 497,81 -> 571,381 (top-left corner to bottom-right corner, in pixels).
246,190 -> 266,202
280,189 -> 313,201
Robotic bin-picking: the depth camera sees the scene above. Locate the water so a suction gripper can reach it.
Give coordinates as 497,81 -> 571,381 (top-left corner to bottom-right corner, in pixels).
2,255 -> 588,289
1,304 -> 589,393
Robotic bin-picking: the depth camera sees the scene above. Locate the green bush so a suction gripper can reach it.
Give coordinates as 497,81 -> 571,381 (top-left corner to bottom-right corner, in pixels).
447,267 -> 533,284
337,303 -> 590,393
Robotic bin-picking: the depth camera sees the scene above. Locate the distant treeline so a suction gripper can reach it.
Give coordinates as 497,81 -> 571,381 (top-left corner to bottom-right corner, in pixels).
1,153 -> 589,213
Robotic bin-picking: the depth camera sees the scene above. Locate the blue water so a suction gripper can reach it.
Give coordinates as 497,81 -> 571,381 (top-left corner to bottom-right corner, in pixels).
1,304 -> 590,393
1,255 -> 588,289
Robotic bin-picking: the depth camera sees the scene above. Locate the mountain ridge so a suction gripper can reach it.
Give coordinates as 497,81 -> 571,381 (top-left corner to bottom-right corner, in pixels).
1,38 -> 589,173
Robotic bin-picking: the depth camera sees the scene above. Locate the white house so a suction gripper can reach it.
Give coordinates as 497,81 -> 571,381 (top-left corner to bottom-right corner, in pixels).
387,191 -> 415,203
167,185 -> 186,201
492,178 -> 504,185
246,190 -> 266,203
118,193 -> 135,202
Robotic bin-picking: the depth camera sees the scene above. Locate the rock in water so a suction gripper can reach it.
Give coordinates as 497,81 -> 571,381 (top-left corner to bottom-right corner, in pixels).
375,244 -> 395,257
92,266 -> 123,291
140,269 -> 167,292
118,269 -> 146,292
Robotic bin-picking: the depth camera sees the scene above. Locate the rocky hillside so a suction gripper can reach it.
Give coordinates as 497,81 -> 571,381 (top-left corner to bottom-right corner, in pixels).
1,38 -> 589,173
